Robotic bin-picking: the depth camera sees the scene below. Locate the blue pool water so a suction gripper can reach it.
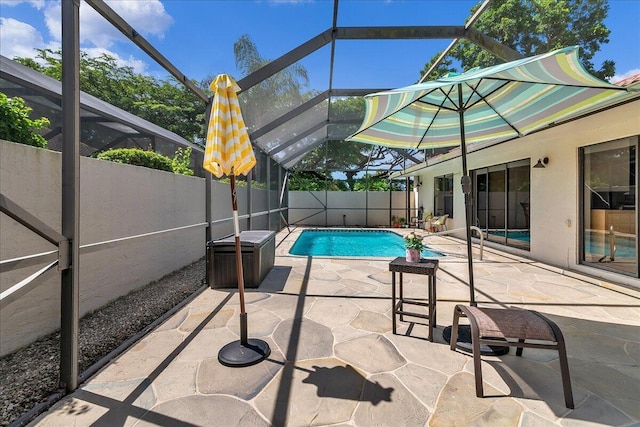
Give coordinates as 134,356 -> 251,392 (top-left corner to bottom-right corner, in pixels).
289,229 -> 444,258
488,230 -> 636,258
585,233 -> 636,258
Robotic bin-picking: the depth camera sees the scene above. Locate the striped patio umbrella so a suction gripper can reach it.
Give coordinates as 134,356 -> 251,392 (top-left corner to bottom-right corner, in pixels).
347,46 -> 633,307
204,74 -> 270,367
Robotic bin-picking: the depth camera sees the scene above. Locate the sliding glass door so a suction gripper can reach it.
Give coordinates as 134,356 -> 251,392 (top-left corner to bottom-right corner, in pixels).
581,137 -> 638,277
473,160 -> 530,250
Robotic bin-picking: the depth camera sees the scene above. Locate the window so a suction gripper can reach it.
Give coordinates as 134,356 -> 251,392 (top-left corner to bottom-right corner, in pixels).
434,174 -> 454,218
580,137 -> 638,277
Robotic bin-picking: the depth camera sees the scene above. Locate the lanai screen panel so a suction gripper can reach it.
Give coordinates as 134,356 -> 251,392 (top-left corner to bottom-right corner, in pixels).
239,45 -> 331,137
273,127 -> 328,167
254,99 -> 329,155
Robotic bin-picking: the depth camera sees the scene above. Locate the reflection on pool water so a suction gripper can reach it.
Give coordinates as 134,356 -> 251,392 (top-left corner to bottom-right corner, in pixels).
289,229 -> 444,258
585,232 -> 636,258
487,230 -> 636,258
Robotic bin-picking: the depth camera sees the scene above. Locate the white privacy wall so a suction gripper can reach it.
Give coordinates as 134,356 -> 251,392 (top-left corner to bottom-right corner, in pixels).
0,140 -> 206,356
289,190 -> 413,226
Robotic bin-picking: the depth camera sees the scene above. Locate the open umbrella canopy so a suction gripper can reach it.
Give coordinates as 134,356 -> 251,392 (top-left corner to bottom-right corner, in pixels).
347,46 -> 632,151
204,74 -> 256,178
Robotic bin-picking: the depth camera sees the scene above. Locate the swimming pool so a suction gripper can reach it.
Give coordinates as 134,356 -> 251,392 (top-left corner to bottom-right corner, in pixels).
289,229 -> 444,258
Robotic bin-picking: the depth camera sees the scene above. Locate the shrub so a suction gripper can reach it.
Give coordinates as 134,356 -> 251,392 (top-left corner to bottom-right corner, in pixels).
0,93 -> 50,148
96,148 -> 173,172
171,147 -> 194,176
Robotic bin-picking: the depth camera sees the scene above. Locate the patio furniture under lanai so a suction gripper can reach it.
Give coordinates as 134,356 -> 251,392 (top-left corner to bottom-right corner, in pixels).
450,304 -> 574,409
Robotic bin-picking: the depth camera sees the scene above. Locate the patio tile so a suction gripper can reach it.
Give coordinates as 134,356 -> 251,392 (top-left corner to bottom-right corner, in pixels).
350,310 -> 392,334
559,394 -> 635,426
226,307 -> 282,337
90,330 -> 183,382
29,229 -> 640,427
136,395 -> 269,426
394,363 -> 449,410
332,324 -> 372,343
353,373 -> 430,426
387,333 -> 468,376
197,338 -> 284,399
152,360 -> 197,402
272,318 -> 334,361
567,358 -> 640,419
253,358 -> 365,426
178,308 -> 234,332
176,327 -> 239,362
430,372 -> 523,427
306,298 -> 360,329
253,293 -> 315,320
335,334 -> 406,374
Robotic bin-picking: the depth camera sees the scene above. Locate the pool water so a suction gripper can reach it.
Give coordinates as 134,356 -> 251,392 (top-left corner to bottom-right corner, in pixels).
585,233 -> 636,258
289,229 -> 444,258
487,230 -> 636,258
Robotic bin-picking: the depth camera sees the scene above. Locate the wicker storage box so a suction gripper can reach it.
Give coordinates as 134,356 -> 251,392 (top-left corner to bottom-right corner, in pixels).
206,230 -> 275,289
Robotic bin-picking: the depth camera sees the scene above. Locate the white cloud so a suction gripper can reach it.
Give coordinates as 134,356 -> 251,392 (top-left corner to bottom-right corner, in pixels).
0,17 -> 48,59
44,0 -> 173,47
611,68 -> 640,84
0,0 -> 45,9
83,47 -> 149,74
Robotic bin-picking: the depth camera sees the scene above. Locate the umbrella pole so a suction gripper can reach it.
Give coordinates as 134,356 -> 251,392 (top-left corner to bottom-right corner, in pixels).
230,174 -> 248,344
217,173 -> 271,367
457,85 -> 476,307
443,85 -> 508,357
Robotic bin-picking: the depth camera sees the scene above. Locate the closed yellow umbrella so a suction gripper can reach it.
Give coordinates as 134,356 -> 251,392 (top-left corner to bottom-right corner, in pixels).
204,74 -> 270,367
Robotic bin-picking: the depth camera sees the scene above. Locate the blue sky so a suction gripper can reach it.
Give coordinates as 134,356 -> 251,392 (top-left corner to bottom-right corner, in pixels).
1,0 -> 639,90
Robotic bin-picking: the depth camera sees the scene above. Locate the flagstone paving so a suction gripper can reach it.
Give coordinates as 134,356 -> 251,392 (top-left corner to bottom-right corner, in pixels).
31,228 -> 640,426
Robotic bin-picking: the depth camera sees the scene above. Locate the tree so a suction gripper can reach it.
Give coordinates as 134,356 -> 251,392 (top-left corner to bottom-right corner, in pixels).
200,34 -> 311,135
421,0 -> 615,80
0,93 -> 50,148
14,49 -> 207,144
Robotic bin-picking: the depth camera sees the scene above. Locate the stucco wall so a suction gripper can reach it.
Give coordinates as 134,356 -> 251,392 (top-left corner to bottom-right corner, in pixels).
1,140 -> 206,356
413,99 -> 639,287
289,191 -> 414,226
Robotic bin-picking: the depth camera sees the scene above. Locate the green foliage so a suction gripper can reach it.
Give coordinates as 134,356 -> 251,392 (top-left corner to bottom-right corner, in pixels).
0,93 -> 50,148
288,171 -> 344,191
353,174 -> 392,191
14,49 -> 207,143
404,232 -> 425,251
96,148 -> 173,173
209,34 -> 310,133
421,0 -> 615,80
171,147 -> 194,176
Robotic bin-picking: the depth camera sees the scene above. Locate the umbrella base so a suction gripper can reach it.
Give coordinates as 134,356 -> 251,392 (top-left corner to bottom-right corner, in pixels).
442,325 -> 509,356
218,338 -> 271,367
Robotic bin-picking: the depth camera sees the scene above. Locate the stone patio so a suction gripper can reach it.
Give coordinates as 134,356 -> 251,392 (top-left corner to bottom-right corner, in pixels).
31,228 -> 640,426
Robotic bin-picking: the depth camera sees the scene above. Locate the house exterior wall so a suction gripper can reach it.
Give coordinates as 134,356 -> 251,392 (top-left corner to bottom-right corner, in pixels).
0,140 -> 206,356
414,99 -> 640,288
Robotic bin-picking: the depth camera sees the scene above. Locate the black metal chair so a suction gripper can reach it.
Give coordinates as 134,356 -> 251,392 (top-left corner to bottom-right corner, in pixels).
450,304 -> 574,409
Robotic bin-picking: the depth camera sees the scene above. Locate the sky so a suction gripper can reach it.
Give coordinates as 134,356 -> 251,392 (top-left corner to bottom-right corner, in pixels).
1,0 -> 639,92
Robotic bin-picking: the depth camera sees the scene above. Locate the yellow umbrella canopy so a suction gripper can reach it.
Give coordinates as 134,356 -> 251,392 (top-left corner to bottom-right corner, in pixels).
204,74 -> 256,178
203,74 -> 269,367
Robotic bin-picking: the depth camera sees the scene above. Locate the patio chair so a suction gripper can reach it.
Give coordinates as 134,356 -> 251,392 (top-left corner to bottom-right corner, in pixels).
430,214 -> 448,232
412,210 -> 433,230
450,304 -> 574,409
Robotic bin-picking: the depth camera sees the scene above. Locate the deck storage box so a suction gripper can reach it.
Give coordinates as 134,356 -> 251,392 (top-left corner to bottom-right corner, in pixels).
206,230 -> 275,289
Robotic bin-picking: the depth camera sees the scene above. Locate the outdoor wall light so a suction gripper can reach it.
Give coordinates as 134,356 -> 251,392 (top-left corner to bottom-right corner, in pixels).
533,157 -> 549,169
